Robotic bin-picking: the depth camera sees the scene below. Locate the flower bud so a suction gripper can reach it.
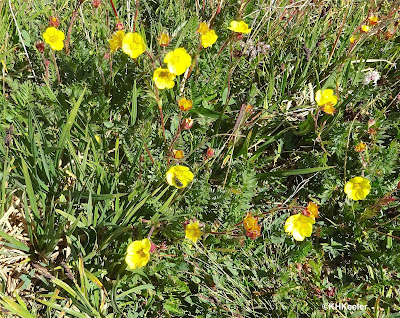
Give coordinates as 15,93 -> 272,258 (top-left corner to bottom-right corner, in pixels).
35,41 -> 45,53
206,147 -> 215,158
158,32 -> 170,47
368,118 -> 375,127
92,0 -> 101,8
181,118 -> 194,130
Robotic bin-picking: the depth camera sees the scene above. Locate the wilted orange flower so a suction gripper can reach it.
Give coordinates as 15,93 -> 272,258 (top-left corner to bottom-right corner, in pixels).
172,149 -> 184,159
158,32 -> 170,46
304,202 -> 319,219
368,16 -> 378,25
49,17 -> 60,28
243,212 -> 261,239
178,98 -> 193,111
245,104 -> 253,113
355,142 -> 366,153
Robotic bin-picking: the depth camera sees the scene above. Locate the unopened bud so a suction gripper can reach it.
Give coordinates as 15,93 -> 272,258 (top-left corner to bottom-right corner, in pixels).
35,41 -> 45,53
92,0 -> 101,8
181,118 -> 194,130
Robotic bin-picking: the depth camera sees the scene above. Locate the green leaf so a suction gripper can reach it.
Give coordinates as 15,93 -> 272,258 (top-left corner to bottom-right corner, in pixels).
0,229 -> 29,252
35,299 -> 87,318
55,88 -> 86,166
20,156 -> 42,231
257,166 -> 335,178
131,80 -> 138,125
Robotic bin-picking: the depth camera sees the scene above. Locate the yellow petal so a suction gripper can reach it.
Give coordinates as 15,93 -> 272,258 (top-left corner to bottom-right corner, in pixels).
292,229 -> 305,241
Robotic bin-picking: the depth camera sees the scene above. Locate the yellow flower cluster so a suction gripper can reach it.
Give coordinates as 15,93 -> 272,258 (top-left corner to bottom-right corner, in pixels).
284,202 -> 319,241
108,30 -> 145,58
197,22 -> 218,48
153,48 -> 192,89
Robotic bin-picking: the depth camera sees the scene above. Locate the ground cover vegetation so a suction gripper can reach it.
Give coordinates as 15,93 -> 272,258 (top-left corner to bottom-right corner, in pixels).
1,0 -> 400,317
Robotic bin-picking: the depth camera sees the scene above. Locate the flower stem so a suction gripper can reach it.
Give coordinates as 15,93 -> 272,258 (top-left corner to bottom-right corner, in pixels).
51,50 -> 61,83
133,0 -> 140,32
65,5 -> 80,55
109,0 -> 119,20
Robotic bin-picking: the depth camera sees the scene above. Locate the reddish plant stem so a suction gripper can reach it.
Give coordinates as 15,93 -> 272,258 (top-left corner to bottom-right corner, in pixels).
133,0 -> 140,32
109,0 -> 119,19
144,142 -> 155,165
65,5 -> 80,55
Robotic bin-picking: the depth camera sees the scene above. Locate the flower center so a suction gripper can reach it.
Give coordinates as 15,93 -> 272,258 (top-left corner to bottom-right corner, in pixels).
352,183 -> 361,190
49,35 -> 58,43
160,71 -> 169,79
138,249 -> 146,257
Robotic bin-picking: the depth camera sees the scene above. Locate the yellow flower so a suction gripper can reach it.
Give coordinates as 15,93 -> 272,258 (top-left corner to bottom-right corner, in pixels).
125,238 -> 151,269
355,142 -> 366,153
185,221 -> 203,243
350,36 -> 356,44
108,30 -> 125,52
361,25 -> 370,33
344,176 -> 371,201
164,48 -> 192,76
158,32 -> 170,47
178,97 -> 193,111
197,22 -> 210,35
172,149 -> 184,159
305,202 -> 319,219
284,214 -> 315,241
368,16 -> 378,25
315,89 -> 338,108
153,68 -> 176,89
166,165 -> 194,189
122,32 -> 146,59
201,30 -> 218,48
43,27 -> 65,51
95,135 -> 101,144
228,20 -> 252,34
